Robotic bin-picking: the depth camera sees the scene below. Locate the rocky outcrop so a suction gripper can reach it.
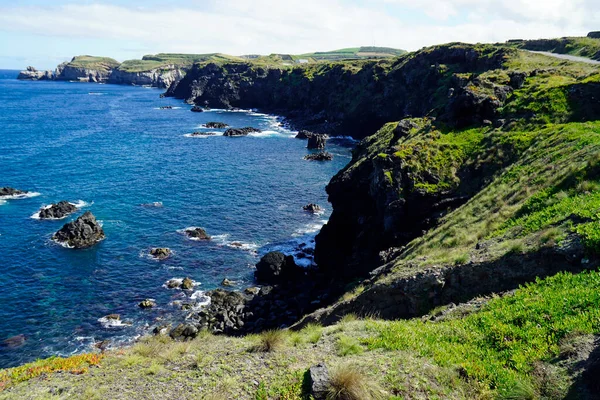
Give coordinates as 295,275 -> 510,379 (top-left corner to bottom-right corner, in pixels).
166,44 -> 511,139
307,134 -> 326,149
150,248 -> 171,260
205,122 -> 229,128
190,106 -> 204,112
223,127 -> 261,136
183,227 -> 211,240
588,32 -> 600,39
38,201 -> 77,220
17,66 -> 53,81
0,187 -> 27,197
304,152 -> 333,161
139,299 -> 156,308
303,204 -> 323,213
189,131 -> 217,136
296,130 -> 318,139
254,251 -> 300,284
52,211 -> 105,249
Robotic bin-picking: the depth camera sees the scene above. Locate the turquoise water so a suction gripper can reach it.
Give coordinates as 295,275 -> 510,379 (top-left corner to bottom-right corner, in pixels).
0,70 -> 352,367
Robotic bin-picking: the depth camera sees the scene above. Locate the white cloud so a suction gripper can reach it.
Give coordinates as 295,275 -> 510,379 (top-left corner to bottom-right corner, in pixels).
0,0 -> 598,66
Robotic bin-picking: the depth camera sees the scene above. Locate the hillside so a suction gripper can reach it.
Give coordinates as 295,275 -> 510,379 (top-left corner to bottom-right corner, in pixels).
5,39 -> 600,399
505,34 -> 600,61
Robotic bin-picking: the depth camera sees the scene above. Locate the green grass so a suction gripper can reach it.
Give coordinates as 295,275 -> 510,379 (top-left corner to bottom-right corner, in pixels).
66,55 -> 120,70
363,269 -> 600,398
507,36 -> 600,61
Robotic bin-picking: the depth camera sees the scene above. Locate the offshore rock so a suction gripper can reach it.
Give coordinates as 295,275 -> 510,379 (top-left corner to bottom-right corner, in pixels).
17,66 -> 53,81
191,105 -> 204,112
307,134 -> 326,149
150,248 -> 171,260
184,227 -> 211,240
304,152 -> 333,161
296,130 -> 317,139
223,127 -> 262,136
303,204 -> 323,213
0,187 -> 27,197
52,211 -> 105,249
38,201 -> 77,220
205,122 -> 229,128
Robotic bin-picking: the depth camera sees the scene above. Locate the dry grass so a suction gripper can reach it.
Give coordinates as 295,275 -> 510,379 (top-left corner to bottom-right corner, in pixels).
327,365 -> 384,400
252,330 -> 287,352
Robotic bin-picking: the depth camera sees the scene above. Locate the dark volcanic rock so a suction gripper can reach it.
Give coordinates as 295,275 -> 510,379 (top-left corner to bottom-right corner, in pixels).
307,134 -> 326,149
170,323 -> 198,340
304,152 -> 333,161
138,299 -> 156,308
303,203 -> 323,213
189,131 -> 217,136
588,31 -> 600,39
181,277 -> 194,290
190,105 -> 204,112
184,227 -> 211,240
223,127 -> 262,136
0,334 -> 26,349
295,130 -> 316,139
150,248 -> 171,260
159,106 -> 173,110
0,187 -> 27,197
52,211 -> 105,249
38,201 -> 77,220
255,251 -> 300,284
309,363 -> 330,400
205,122 -> 229,128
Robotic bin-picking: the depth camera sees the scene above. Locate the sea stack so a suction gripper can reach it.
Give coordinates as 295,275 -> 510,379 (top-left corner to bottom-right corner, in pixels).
52,211 -> 105,248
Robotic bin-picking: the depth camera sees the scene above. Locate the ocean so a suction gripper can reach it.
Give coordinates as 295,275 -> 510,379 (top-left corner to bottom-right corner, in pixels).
0,70 -> 353,368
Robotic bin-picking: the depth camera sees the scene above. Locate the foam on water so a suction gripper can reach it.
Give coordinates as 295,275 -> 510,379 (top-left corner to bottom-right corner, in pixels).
184,132 -> 222,138
0,191 -> 41,201
211,233 -> 259,252
97,317 -> 133,329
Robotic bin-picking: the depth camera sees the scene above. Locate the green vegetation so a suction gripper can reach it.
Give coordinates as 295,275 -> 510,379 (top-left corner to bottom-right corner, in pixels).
2,270 -> 599,398
66,55 -> 120,70
507,36 -> 600,61
118,53 -> 243,72
300,46 -> 406,61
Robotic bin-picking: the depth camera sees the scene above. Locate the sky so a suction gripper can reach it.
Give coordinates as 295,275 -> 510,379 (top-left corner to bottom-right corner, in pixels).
0,0 -> 598,69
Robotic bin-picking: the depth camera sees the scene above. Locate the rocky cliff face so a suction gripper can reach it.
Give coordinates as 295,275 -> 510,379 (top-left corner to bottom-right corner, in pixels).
108,66 -> 184,88
166,44 -> 510,139
17,66 -> 53,81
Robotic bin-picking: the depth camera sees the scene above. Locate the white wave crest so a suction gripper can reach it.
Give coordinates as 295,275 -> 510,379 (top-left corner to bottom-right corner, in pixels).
184,132 -> 222,138
0,191 -> 41,201
211,233 -> 259,252
98,316 -> 132,329
162,277 -> 201,289
190,290 -> 211,308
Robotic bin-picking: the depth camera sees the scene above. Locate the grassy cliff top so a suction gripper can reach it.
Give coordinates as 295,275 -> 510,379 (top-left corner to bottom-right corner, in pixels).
1,269 -> 598,398
67,56 -> 121,70
505,36 -> 600,61
118,53 -> 243,72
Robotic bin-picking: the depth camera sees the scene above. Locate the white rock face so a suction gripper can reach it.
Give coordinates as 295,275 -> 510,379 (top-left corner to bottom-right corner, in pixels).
108,66 -> 185,88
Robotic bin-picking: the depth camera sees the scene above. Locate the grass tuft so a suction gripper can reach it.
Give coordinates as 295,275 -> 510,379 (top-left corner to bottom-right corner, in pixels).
327,365 -> 383,400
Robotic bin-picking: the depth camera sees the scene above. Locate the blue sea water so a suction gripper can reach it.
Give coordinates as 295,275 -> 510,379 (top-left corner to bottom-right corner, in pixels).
0,70 -> 353,368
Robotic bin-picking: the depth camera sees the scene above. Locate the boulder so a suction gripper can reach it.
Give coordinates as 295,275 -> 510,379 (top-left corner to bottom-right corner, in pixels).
588,31 -> 600,39
52,211 -> 105,249
170,323 -> 199,340
104,314 -> 120,320
255,251 -> 300,284
221,278 -> 235,287
303,204 -> 323,213
295,130 -> 316,139
190,131 -> 217,136
307,135 -> 326,149
191,106 -> 204,112
159,106 -> 173,110
0,187 -> 27,197
304,152 -> 333,161
309,363 -> 330,400
181,277 -> 194,290
184,227 -> 211,240
205,122 -> 229,128
150,248 -> 171,260
38,201 -> 77,219
138,299 -> 156,308
0,334 -> 26,349
244,287 -> 260,295
223,127 -> 262,137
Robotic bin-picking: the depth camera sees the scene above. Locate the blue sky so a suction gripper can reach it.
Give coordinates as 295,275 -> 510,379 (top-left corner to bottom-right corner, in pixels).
0,0 -> 597,69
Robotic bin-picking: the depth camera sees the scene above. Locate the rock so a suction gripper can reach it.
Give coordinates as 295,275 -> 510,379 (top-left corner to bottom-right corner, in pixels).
245,287 -> 260,295
205,122 -> 229,128
303,203 -> 323,213
184,227 -> 211,240
221,278 -> 235,287
150,248 -> 171,260
0,334 -> 26,349
52,211 -> 105,249
138,299 -> 156,308
508,71 -> 528,89
152,324 -> 171,336
191,105 -> 204,112
588,31 -> 600,39
309,363 -> 330,400
304,152 -> 333,161
38,201 -> 77,219
169,323 -> 198,340
394,119 -> 418,139
17,67 -> 53,81
0,187 -> 27,197
307,134 -> 326,149
166,279 -> 181,289
104,314 -> 120,320
159,106 -> 173,110
255,251 -> 300,284
223,127 -> 262,136
181,277 -> 194,290
296,130 -> 316,139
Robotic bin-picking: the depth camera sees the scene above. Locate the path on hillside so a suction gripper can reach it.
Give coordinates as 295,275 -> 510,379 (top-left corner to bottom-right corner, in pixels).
527,50 -> 600,65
